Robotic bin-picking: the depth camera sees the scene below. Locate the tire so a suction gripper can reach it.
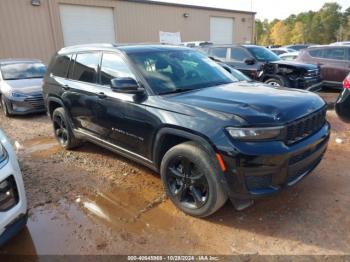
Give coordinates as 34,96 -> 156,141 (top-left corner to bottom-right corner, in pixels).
160,141 -> 227,217
1,96 -> 11,117
52,107 -> 83,150
265,76 -> 290,87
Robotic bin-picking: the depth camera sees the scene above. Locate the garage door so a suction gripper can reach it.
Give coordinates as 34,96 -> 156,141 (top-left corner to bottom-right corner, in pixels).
59,5 -> 116,47
210,17 -> 234,44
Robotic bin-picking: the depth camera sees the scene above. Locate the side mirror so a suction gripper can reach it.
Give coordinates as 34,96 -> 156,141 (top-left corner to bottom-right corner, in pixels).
244,58 -> 256,65
110,77 -> 144,94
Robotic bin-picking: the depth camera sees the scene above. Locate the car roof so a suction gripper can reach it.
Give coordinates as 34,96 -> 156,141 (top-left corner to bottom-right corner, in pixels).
0,58 -> 43,65
207,44 -> 260,48
58,43 -> 191,55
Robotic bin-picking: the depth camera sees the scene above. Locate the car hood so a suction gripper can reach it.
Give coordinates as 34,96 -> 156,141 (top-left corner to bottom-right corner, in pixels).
165,82 -> 326,125
3,78 -> 44,94
270,60 -> 317,70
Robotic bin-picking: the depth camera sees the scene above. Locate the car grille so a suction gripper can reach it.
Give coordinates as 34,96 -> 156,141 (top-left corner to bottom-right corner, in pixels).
24,94 -> 45,109
305,69 -> 320,78
286,107 -> 327,145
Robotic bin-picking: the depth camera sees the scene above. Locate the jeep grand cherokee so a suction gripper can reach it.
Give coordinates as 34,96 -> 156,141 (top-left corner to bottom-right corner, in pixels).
43,44 -> 330,217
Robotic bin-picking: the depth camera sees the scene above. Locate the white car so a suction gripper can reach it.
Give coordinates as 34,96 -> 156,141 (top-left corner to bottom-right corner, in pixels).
0,129 -> 27,246
279,51 -> 300,61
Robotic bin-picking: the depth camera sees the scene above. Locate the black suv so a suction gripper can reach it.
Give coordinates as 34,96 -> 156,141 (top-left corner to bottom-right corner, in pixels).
205,45 -> 322,90
43,44 -> 330,217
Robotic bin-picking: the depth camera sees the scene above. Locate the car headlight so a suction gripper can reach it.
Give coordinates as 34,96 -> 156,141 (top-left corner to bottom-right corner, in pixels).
226,126 -> 284,141
11,92 -> 28,98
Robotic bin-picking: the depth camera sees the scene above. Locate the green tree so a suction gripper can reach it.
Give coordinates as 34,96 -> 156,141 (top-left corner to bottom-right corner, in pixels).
290,22 -> 305,43
270,21 -> 288,45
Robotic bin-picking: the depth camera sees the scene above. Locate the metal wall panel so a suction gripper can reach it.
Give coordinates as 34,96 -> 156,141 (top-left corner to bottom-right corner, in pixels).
0,0 -> 255,63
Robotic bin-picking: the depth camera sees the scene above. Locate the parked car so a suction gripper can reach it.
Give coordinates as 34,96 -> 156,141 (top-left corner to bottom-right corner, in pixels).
43,44 -> 330,217
205,45 -> 322,90
283,44 -> 311,51
279,51 -> 300,61
296,45 -> 350,89
0,59 -> 47,116
270,48 -> 296,56
0,129 -> 27,246
335,73 -> 350,123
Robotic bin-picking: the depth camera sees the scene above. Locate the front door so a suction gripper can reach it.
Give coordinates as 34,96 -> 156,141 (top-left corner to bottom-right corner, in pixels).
96,52 -> 153,158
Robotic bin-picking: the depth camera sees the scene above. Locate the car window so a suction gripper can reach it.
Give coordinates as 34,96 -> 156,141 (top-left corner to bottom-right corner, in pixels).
209,48 -> 227,59
51,55 -> 71,78
324,48 -> 346,61
71,52 -> 100,83
0,62 -> 46,80
230,47 -> 249,61
100,53 -> 135,86
128,50 -> 235,95
309,49 -> 324,58
246,46 -> 280,62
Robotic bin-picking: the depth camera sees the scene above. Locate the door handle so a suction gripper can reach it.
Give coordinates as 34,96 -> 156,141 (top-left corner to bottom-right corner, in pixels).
97,92 -> 107,99
62,84 -> 70,91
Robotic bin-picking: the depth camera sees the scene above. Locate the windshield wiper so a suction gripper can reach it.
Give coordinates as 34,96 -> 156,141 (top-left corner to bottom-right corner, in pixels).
159,88 -> 194,95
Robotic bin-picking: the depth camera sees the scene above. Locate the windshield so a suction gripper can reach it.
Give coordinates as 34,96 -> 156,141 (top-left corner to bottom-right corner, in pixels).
1,62 -> 47,80
246,46 -> 280,62
128,50 -> 237,95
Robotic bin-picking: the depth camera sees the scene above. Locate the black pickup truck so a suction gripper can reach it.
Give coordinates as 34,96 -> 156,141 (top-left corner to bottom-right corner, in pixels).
203,45 -> 322,91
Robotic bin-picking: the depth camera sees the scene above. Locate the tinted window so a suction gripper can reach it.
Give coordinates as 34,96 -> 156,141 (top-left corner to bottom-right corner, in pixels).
231,47 -> 249,61
0,62 -> 46,80
128,50 -> 235,95
51,55 -> 71,78
324,48 -> 346,60
246,46 -> 280,62
309,49 -> 323,58
209,48 -> 227,59
100,53 -> 135,86
71,52 -> 100,83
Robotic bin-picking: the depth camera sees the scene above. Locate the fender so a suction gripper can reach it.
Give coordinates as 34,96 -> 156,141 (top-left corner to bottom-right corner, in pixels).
152,127 -> 217,169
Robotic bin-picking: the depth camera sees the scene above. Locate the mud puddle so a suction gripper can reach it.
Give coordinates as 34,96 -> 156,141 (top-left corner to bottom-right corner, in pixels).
20,137 -> 61,159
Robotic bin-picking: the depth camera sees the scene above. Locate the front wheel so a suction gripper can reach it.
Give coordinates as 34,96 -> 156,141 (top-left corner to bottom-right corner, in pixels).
52,107 -> 83,150
265,77 -> 290,87
160,141 -> 227,217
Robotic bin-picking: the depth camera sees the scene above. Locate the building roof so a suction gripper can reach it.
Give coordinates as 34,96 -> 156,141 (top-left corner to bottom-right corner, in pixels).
58,43 -> 191,55
122,0 -> 256,15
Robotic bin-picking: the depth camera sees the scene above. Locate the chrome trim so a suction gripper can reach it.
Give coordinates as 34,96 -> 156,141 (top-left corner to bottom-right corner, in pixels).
74,129 -> 153,164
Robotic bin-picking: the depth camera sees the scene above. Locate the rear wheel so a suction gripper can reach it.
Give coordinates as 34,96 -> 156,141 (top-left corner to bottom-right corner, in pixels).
160,141 -> 227,217
1,96 -> 11,117
52,107 -> 82,150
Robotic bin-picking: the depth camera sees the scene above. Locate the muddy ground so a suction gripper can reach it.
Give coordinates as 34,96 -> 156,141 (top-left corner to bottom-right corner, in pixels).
0,90 -> 349,255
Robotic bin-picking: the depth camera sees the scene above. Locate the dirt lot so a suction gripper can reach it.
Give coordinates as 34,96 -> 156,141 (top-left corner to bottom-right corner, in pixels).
0,91 -> 349,255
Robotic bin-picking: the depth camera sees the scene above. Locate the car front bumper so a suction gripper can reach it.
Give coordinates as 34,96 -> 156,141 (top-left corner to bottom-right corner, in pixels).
335,88 -> 350,123
0,133 -> 27,246
3,95 -> 46,115
218,122 -> 330,203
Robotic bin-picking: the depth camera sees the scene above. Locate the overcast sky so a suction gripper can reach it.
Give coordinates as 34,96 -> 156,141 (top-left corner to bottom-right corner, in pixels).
150,0 -> 349,20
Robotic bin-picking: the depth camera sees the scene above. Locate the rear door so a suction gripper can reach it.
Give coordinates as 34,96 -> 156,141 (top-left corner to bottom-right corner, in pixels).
63,51 -> 104,136
208,47 -> 229,61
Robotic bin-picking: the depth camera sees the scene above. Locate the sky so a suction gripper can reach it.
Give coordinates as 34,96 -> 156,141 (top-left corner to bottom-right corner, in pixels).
150,0 -> 349,20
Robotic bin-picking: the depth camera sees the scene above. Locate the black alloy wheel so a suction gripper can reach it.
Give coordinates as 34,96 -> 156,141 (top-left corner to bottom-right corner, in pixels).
166,155 -> 209,209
